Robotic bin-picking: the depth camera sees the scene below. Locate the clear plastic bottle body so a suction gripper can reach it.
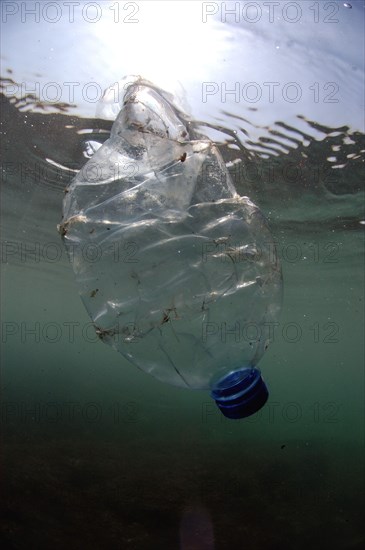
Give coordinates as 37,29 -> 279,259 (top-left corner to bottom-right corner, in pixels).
60,78 -> 282,415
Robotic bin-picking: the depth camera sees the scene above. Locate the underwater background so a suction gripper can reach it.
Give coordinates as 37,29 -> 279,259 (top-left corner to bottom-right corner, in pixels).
1,1 -> 364,548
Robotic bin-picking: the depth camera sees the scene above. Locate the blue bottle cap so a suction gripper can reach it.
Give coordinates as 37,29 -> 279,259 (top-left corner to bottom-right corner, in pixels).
210,367 -> 268,419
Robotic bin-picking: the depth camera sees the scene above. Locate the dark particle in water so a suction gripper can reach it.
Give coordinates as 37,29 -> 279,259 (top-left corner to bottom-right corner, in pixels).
58,223 -> 68,237
90,289 -> 99,298
161,307 -> 179,325
180,152 -> 187,162
281,444 -> 286,449
131,271 -> 141,285
161,312 -> 170,325
201,299 -> 209,312
94,325 -> 117,341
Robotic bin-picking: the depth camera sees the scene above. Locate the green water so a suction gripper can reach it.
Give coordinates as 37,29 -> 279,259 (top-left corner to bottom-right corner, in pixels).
1,222 -> 363,549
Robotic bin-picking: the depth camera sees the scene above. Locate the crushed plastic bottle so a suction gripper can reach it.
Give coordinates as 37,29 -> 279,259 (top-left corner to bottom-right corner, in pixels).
59,77 -> 282,419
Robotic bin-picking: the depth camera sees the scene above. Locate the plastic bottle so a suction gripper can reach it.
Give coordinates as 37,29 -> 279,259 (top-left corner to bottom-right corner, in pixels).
59,77 -> 282,419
